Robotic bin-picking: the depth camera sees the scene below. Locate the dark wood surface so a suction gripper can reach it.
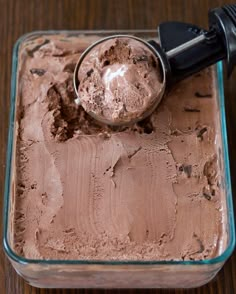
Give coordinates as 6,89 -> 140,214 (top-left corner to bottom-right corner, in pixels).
0,0 -> 235,293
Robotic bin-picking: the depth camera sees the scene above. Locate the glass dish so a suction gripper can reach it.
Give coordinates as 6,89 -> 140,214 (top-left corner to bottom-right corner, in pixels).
3,30 -> 235,288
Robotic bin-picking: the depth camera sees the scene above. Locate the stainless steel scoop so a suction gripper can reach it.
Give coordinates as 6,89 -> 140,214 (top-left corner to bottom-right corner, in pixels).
73,35 -> 167,126
73,4 -> 236,126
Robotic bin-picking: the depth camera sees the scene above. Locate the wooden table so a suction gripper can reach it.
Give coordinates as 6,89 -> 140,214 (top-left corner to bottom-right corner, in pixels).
0,0 -> 235,293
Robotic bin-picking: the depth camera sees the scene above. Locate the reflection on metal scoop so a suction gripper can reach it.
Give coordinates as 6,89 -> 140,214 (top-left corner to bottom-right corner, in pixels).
74,4 -> 236,126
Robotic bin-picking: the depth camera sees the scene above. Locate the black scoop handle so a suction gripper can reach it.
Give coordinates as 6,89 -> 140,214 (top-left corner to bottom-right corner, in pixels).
153,4 -> 236,85
210,4 -> 236,76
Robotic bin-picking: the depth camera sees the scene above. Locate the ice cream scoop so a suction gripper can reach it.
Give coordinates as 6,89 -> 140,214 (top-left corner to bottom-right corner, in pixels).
74,4 -> 236,126
74,36 -> 166,126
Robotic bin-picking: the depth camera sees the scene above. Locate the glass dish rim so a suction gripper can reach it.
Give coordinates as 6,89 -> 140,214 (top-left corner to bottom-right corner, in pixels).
3,30 -> 235,266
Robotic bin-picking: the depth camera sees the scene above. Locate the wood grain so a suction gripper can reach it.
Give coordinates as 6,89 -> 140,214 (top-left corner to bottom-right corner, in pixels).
0,0 -> 235,293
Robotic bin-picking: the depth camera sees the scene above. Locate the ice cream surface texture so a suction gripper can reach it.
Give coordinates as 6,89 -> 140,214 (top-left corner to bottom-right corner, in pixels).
78,37 -> 164,124
12,34 -> 226,261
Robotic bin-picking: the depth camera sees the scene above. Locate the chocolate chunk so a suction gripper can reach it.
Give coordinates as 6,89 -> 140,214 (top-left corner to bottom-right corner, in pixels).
128,147 -> 142,159
203,156 -> 217,185
63,63 -> 76,73
30,68 -> 46,76
31,183 -> 37,189
197,127 -> 207,139
27,39 -> 50,57
183,165 -> 192,178
137,117 -> 154,134
184,107 -> 200,112
193,234 -> 205,253
203,192 -> 211,201
103,60 -> 110,66
195,92 -> 212,98
179,164 -> 192,177
179,165 -> 184,172
135,55 -> 148,62
203,186 -> 212,200
87,69 -> 94,77
171,129 -> 182,136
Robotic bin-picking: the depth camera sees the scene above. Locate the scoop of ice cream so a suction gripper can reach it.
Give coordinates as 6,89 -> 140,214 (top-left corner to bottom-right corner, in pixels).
77,37 -> 164,124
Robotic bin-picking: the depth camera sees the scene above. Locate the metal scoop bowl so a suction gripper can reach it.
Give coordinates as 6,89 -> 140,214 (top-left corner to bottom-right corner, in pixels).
73,35 -> 167,126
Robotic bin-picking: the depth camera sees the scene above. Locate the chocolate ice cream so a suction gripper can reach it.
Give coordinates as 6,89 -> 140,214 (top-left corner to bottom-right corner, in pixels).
77,37 -> 164,124
11,34 -> 226,261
